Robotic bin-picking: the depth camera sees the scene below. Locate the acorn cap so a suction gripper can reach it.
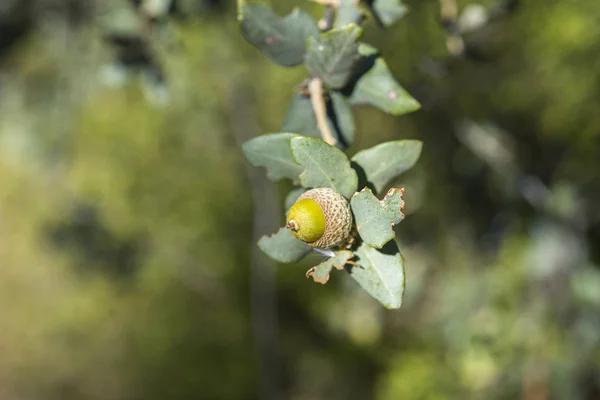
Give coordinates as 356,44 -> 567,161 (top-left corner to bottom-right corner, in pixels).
286,188 -> 353,249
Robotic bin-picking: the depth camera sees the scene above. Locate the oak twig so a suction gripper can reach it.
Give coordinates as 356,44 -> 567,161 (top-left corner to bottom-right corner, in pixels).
308,77 -> 337,147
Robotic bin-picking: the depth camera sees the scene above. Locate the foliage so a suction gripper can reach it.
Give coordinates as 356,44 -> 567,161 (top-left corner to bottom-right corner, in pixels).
238,0 -> 421,308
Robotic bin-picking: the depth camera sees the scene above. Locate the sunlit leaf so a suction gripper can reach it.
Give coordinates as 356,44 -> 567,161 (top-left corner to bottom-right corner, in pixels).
242,133 -> 302,181
346,43 -> 420,115
351,188 -> 405,248
335,0 -> 363,28
351,140 -> 422,193
366,0 -> 408,27
348,241 -> 405,309
238,2 -> 319,67
258,227 -> 311,263
305,24 -> 363,88
306,250 -> 353,284
290,136 -> 358,199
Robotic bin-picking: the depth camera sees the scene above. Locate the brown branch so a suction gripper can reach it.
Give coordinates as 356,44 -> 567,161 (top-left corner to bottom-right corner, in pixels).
308,77 -> 337,147
310,0 -> 341,6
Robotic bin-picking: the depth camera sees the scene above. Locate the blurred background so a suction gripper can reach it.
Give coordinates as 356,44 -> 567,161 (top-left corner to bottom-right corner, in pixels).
1,0 -> 599,399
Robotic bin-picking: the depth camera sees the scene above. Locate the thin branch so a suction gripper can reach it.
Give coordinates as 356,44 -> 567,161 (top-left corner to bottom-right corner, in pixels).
310,0 -> 341,6
308,77 -> 337,147
318,5 -> 336,31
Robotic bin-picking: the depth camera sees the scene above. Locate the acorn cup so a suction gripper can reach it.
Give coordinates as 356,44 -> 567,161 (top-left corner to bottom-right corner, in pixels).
286,188 -> 353,249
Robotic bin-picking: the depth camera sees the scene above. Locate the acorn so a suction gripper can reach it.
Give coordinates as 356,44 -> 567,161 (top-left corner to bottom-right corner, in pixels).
286,188 -> 353,249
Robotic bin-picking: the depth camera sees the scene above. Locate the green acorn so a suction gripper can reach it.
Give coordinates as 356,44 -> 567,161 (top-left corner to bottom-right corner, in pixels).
286,188 -> 353,249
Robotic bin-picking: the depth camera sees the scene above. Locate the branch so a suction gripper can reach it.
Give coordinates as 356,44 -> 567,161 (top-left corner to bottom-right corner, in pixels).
308,77 -> 337,147
310,0 -> 341,6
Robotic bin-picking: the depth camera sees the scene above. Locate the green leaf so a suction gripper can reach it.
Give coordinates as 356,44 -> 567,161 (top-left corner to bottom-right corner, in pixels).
351,140 -> 422,193
305,24 -> 363,89
285,187 -> 307,210
335,1 -> 363,28
290,136 -> 358,199
282,92 -> 355,146
346,43 -> 420,115
306,250 -> 354,284
366,0 -> 408,27
258,227 -> 311,263
350,188 -> 405,248
242,133 -> 302,181
238,2 -> 320,67
348,241 -> 405,309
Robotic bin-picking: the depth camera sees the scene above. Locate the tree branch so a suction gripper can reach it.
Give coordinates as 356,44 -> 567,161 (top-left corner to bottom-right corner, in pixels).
308,77 -> 337,147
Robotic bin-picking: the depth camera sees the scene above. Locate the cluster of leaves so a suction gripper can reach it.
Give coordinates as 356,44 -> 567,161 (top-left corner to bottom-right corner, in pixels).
238,0 -> 421,309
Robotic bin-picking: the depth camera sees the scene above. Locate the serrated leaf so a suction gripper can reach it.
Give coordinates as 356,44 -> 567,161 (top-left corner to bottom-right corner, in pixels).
351,188 -> 405,248
290,136 -> 358,199
306,250 -> 353,284
242,133 -> 303,181
285,187 -> 307,210
238,2 -> 320,67
366,0 -> 408,27
348,241 -> 405,309
351,140 -> 422,193
346,43 -> 420,115
282,92 -> 355,147
258,227 -> 311,263
305,25 -> 363,89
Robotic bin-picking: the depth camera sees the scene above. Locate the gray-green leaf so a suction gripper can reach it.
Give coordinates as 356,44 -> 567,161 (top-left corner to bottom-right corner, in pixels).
282,92 -> 355,147
290,136 -> 358,199
351,140 -> 422,193
348,241 -> 405,309
351,188 -> 405,248
306,250 -> 354,284
347,43 -> 420,115
238,2 -> 320,67
258,227 -> 311,263
305,24 -> 363,89
367,0 -> 408,27
242,133 -> 303,181
335,0 -> 363,28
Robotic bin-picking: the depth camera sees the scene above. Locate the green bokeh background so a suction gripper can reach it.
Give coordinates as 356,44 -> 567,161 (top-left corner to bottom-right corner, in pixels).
1,0 -> 599,399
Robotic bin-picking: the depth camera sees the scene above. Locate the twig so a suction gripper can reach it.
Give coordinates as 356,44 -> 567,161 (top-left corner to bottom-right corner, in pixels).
308,77 -> 337,147
310,0 -> 341,6
318,5 -> 336,31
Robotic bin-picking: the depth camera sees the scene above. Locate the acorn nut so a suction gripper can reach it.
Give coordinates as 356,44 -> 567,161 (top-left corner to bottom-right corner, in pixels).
286,188 -> 353,249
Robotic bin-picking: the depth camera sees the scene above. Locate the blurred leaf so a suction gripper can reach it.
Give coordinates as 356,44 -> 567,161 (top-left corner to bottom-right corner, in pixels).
351,188 -> 405,248
258,227 -> 311,263
242,133 -> 302,181
306,250 -> 354,284
306,24 -> 363,88
346,43 -> 420,115
335,1 -> 362,28
351,140 -> 422,193
366,0 -> 408,27
348,241 -> 405,309
238,2 -> 320,67
285,187 -> 308,210
290,136 -> 358,199
282,92 -> 355,146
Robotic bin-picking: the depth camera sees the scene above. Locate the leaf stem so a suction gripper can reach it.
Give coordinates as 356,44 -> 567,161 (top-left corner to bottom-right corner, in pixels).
308,77 -> 338,147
